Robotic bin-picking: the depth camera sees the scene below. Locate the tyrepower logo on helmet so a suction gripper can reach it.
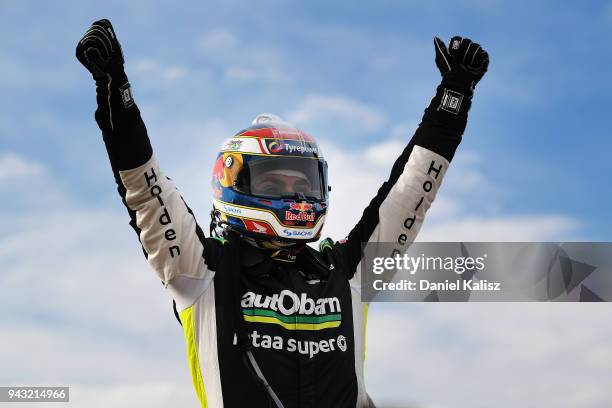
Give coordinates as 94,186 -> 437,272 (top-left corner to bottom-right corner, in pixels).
283,143 -> 318,155
266,139 -> 319,155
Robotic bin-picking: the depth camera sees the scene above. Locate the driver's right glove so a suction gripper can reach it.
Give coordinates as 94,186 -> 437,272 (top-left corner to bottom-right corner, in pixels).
76,19 -> 151,172
76,19 -> 137,134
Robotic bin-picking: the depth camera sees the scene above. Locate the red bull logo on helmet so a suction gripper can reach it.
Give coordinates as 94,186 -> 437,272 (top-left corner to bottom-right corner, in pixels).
289,202 -> 314,212
286,202 -> 315,222
285,211 -> 315,222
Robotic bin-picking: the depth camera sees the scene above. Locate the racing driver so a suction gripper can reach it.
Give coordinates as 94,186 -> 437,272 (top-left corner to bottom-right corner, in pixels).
76,19 -> 489,408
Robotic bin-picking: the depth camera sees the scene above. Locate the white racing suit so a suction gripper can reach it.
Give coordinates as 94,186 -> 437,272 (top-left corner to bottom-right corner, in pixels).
92,77 -> 470,407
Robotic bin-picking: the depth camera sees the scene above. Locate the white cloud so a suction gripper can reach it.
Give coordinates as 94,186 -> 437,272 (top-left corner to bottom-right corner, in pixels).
131,58 -> 189,82
317,138 -> 581,243
366,304 -> 612,408
0,153 -> 44,182
199,28 -> 239,55
69,383 -> 198,408
0,210 -> 174,334
0,153 -> 178,336
0,51 -> 78,92
390,122 -> 418,139
418,215 -> 580,241
0,153 -> 66,210
0,323 -> 185,382
197,28 -> 291,84
0,323 -> 196,407
287,95 -> 387,135
318,138 -> 385,240
364,139 -> 406,166
224,66 -> 257,81
0,151 -> 202,406
148,118 -> 232,215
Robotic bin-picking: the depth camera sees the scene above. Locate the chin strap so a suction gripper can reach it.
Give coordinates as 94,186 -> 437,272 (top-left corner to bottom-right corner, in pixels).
241,235 -> 305,263
269,249 -> 298,263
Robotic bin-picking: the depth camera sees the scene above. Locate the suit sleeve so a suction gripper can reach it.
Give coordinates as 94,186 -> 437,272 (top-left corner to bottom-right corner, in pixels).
335,83 -> 473,280
93,76 -> 217,310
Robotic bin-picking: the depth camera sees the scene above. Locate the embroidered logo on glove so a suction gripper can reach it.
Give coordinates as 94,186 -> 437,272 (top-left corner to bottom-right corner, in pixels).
119,82 -> 135,109
440,88 -> 464,115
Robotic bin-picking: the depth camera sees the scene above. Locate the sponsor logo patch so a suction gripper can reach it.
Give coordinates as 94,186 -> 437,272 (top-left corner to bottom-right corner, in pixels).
243,219 -> 275,235
337,335 -> 347,352
246,330 -> 348,359
241,290 -> 342,331
222,139 -> 244,151
285,211 -> 315,222
440,88 -> 464,115
222,204 -> 242,215
289,202 -> 314,212
267,140 -> 283,153
283,229 -> 314,237
265,139 -> 319,156
119,82 -> 135,108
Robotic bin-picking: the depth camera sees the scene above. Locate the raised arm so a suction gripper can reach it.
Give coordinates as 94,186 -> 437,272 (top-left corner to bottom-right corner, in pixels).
335,36 -> 489,278
76,20 -> 218,309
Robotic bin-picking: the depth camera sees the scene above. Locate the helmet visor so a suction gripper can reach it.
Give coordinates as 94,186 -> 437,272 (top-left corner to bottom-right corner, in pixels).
235,156 -> 325,200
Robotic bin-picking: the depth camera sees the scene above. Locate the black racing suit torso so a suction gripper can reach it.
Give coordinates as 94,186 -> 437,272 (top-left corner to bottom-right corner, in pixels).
92,74 -> 469,407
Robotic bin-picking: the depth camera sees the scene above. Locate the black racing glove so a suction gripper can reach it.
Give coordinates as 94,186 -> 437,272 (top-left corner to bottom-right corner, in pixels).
428,36 -> 489,125
76,19 -> 137,133
76,19 -> 151,172
413,37 -> 489,161
76,19 -> 126,82
434,36 -> 489,94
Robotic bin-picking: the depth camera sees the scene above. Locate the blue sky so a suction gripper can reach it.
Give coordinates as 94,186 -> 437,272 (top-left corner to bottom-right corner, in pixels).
1,1 -> 612,407
2,0 -> 611,236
